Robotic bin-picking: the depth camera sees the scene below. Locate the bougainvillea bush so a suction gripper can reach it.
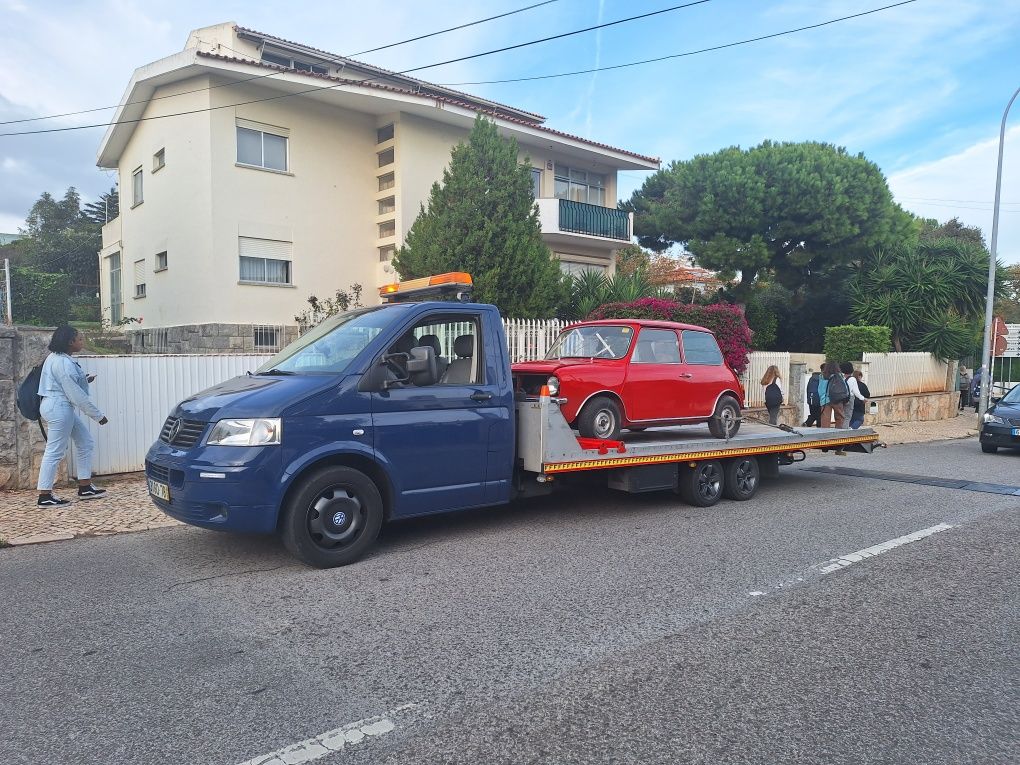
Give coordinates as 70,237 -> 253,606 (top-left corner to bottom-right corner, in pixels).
588,298 -> 753,374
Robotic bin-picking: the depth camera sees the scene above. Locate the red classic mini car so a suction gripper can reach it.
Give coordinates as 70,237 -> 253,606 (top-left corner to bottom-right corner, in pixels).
512,319 -> 744,440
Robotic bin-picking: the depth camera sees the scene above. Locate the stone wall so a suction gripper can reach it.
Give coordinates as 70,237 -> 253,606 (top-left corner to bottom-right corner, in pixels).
127,323 -> 300,354
1,325 -> 67,490
863,391 -> 959,426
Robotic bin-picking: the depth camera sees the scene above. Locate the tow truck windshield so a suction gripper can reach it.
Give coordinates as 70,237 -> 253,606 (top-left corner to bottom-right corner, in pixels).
256,305 -> 404,374
546,325 -> 633,360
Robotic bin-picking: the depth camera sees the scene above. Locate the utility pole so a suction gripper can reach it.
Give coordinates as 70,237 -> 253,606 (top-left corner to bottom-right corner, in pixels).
978,84 -> 1020,421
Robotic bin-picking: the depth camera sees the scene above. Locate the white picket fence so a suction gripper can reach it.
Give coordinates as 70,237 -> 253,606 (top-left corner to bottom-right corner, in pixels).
862,352 -> 948,396
503,318 -> 566,363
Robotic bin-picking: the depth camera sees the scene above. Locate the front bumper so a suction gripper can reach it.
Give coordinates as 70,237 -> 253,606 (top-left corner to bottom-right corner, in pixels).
979,423 -> 1020,449
144,440 -> 284,534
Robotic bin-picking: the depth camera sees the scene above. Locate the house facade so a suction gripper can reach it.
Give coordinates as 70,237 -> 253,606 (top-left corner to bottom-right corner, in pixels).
97,23 -> 659,351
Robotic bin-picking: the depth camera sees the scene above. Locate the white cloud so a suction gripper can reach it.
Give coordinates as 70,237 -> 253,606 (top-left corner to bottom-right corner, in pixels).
889,126 -> 1020,264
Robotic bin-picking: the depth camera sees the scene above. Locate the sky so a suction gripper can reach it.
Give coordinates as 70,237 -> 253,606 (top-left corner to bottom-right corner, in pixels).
1,0 -> 1019,263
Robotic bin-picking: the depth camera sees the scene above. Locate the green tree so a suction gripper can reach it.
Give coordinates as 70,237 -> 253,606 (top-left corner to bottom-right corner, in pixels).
917,216 -> 985,247
82,187 -> 120,226
20,187 -> 102,299
613,244 -> 651,276
850,238 -> 998,358
996,263 -> 1020,323
393,116 -> 565,318
624,141 -> 914,299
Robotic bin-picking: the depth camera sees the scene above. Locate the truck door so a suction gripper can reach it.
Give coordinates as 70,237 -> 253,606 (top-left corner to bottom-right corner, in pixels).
371,312 -> 503,517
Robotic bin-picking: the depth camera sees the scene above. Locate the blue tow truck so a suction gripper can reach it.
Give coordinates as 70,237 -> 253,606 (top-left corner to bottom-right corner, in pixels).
145,273 -> 880,567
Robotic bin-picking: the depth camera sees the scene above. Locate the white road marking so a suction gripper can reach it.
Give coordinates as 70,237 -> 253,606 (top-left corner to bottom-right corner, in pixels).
237,703 -> 417,765
819,523 -> 954,574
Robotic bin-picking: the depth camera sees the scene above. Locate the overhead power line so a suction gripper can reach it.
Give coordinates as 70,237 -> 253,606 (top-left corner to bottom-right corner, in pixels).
347,0 -> 560,56
436,0 -> 918,86
0,0 -> 562,127
0,0 -> 712,138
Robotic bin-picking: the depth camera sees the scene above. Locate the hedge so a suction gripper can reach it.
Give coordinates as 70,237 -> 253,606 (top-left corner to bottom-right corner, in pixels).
588,297 -> 753,374
823,325 -> 891,361
11,266 -> 71,326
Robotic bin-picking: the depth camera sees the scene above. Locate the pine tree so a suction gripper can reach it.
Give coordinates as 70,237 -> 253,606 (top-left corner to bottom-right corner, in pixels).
393,115 -> 565,318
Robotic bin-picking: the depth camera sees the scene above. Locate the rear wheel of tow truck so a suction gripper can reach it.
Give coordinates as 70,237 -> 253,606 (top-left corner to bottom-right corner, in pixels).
677,460 -> 724,507
578,396 -> 622,440
722,456 -> 760,501
708,396 -> 741,439
281,466 -> 384,568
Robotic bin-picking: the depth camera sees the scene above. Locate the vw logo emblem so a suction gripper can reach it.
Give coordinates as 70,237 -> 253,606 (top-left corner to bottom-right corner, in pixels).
167,419 -> 182,442
332,511 -> 347,527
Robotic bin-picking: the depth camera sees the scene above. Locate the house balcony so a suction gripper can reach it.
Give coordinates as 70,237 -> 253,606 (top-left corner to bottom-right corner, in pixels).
536,198 -> 632,251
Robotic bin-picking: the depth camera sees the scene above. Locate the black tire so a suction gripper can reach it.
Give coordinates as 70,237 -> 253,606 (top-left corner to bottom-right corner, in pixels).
981,443 -> 998,454
708,395 -> 741,439
723,456 -> 760,500
577,396 -> 623,440
281,466 -> 384,568
677,460 -> 724,507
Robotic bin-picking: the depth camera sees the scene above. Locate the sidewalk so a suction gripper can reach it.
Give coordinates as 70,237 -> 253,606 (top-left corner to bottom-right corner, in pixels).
0,415 -> 982,547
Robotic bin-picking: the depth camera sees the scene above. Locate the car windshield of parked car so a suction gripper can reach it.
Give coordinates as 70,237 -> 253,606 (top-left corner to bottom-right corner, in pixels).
256,306 -> 401,374
547,325 -> 633,360
1002,384 -> 1020,405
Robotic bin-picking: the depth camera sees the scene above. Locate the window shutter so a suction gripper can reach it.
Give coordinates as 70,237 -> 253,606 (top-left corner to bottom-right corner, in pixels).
134,259 -> 145,285
239,237 -> 292,260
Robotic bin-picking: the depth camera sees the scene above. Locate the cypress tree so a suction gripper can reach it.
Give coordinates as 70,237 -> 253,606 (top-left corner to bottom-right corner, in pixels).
393,115 -> 565,318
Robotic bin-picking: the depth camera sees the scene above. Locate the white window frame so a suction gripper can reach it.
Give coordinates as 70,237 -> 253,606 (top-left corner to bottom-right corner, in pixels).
238,236 -> 293,286
236,122 -> 290,173
153,148 -> 165,172
131,167 -> 143,207
155,251 -> 168,272
133,258 -> 146,299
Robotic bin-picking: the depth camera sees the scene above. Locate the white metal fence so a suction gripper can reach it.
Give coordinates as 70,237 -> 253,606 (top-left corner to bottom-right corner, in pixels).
739,352 -> 791,408
72,354 -> 271,475
503,318 -> 565,363
862,352 -> 948,396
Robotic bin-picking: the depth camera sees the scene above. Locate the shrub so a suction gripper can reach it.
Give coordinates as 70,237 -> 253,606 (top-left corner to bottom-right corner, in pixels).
11,266 -> 70,326
69,295 -> 101,322
589,297 -> 753,373
823,325 -> 891,361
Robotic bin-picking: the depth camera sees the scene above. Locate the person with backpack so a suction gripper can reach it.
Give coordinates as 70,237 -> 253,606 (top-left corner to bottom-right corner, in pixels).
760,364 -> 785,425
35,326 -> 109,507
840,362 -> 868,431
802,369 -> 822,427
821,361 -> 849,429
850,370 -> 871,429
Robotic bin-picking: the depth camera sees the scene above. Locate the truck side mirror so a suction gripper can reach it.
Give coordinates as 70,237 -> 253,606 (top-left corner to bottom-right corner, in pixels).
406,346 -> 438,387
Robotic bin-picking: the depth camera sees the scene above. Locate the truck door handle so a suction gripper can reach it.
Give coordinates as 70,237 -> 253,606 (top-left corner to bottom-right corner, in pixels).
470,391 -> 493,402
680,373 -> 693,379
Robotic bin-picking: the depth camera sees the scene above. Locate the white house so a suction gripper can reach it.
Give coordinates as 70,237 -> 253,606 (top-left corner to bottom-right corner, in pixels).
97,23 -> 659,351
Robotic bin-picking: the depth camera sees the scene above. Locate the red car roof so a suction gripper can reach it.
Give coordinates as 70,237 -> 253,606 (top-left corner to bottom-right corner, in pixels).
564,318 -> 714,334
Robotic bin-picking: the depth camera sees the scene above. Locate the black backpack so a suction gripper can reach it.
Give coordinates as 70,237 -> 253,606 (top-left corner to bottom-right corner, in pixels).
16,363 -> 47,438
828,373 -> 850,404
764,381 -> 783,408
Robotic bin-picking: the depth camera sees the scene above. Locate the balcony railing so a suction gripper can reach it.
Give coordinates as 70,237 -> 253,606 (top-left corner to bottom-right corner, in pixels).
557,198 -> 630,241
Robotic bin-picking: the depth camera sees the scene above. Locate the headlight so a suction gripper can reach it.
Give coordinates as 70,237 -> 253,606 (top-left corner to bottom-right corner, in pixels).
546,376 -> 560,396
983,413 -> 1005,425
207,418 -> 282,446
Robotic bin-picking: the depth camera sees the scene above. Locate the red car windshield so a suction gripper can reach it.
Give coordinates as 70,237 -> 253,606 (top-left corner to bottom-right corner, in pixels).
546,325 -> 634,360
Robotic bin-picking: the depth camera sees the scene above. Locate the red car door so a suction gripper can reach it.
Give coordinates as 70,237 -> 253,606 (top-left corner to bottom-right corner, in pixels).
680,329 -> 730,417
623,328 -> 686,421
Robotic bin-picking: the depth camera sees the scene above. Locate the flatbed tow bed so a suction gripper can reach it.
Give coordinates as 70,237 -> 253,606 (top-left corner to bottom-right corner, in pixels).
517,391 -> 880,505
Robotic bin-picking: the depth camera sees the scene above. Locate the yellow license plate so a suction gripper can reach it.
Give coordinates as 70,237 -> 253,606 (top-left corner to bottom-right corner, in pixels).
148,478 -> 171,502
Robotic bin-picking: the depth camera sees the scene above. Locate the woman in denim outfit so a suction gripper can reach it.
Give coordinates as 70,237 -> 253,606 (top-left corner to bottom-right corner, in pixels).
36,326 -> 109,507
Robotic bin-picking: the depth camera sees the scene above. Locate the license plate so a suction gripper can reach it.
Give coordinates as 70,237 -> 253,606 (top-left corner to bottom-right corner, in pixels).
148,478 -> 171,502
1013,428 -> 1020,437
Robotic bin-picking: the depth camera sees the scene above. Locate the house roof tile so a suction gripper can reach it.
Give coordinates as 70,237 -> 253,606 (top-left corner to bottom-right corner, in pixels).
196,50 -> 660,165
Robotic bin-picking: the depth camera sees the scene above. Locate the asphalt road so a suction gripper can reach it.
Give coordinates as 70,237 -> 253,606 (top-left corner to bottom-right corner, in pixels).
1,438 -> 1016,765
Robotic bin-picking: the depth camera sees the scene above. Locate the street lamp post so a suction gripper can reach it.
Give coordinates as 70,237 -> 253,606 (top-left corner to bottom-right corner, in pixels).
978,84 -> 1020,421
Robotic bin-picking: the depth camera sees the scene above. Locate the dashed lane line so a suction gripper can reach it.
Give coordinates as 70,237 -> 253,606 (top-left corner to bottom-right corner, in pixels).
819,523 -> 954,575
236,703 -> 417,765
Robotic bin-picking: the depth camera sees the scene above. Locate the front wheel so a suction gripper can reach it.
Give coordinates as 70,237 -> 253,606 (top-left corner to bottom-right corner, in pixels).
281,466 -> 384,567
708,395 -> 741,439
981,443 -> 998,454
577,396 -> 623,440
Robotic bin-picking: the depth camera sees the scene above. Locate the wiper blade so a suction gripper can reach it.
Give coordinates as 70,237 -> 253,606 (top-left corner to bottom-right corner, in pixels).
258,368 -> 295,376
